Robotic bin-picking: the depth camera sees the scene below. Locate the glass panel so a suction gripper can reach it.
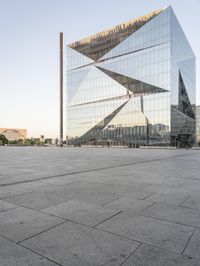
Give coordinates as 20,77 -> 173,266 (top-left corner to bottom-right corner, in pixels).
178,72 -> 195,119
100,7 -> 171,60
69,66 -> 127,106
97,43 -> 171,90
97,66 -> 167,95
69,9 -> 163,61
67,67 -> 91,103
66,46 -> 94,70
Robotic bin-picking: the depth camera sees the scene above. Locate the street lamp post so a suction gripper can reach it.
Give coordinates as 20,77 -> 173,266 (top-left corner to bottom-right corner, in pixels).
59,32 -> 63,147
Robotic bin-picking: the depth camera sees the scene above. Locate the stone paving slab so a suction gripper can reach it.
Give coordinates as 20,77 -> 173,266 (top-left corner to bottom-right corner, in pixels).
158,176 -> 186,187
144,190 -> 188,206
0,206 -> 65,242
4,181 -> 120,210
82,173 -> 152,190
3,190 -> 76,211
111,182 -> 154,200
141,202 -> 200,228
0,236 -> 57,266
21,221 -> 140,266
182,196 -> 200,210
96,212 -> 194,253
0,200 -> 17,212
39,175 -> 81,186
144,183 -> 200,202
143,183 -> 180,194
58,181 -> 121,205
104,196 -> 154,215
42,199 -> 121,227
99,168 -> 170,184
184,229 -> 200,259
122,243 -> 199,266
0,180 -> 50,199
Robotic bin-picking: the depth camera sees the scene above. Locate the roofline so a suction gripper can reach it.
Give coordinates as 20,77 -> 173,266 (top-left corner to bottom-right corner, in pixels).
67,7 -> 166,47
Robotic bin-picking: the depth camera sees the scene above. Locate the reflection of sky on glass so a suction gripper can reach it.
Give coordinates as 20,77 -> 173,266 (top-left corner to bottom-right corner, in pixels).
68,65 -> 127,106
105,97 -> 146,127
98,44 -> 171,90
66,8 -> 173,140
0,0 -> 199,137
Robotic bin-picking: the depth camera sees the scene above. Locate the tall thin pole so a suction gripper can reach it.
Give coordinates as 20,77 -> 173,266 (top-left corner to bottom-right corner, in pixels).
59,32 -> 63,146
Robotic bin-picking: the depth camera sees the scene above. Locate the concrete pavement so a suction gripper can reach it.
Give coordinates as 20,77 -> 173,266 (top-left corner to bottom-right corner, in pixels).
0,147 -> 200,265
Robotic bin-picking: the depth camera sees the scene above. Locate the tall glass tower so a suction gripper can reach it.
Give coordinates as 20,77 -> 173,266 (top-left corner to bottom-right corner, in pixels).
66,6 -> 196,147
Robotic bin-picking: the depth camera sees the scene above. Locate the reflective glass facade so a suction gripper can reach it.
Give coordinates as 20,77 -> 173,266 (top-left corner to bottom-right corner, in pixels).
196,106 -> 200,145
66,6 -> 196,147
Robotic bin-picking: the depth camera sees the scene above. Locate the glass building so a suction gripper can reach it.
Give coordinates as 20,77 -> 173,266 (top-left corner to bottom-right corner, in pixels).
196,106 -> 200,145
66,6 -> 196,147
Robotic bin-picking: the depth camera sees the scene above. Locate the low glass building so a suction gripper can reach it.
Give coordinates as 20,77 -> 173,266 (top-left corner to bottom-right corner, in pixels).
66,6 -> 196,147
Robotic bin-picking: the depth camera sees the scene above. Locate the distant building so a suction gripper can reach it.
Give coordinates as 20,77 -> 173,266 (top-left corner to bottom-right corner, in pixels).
66,6 -> 196,147
0,128 -> 27,141
32,138 -> 40,144
45,138 -> 57,145
40,135 -> 45,143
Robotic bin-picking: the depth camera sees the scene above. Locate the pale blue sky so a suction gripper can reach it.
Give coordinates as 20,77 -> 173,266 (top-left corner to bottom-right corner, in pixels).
0,0 -> 199,138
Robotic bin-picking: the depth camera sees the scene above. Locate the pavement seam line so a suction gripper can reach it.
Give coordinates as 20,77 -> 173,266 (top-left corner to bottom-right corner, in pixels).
138,213 -> 197,229
17,220 -> 68,244
141,192 -> 156,200
17,243 -> 63,266
179,195 -> 190,207
181,227 -> 196,255
0,231 -> 62,265
101,195 -> 123,207
120,242 -> 143,266
93,211 -> 122,228
0,206 -> 18,213
40,208 -> 123,229
137,202 -> 157,215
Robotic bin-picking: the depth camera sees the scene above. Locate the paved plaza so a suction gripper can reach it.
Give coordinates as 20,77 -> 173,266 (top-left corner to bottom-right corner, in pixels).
0,147 -> 200,265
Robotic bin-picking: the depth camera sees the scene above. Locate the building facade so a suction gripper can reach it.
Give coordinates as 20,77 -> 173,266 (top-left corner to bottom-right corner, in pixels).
0,128 -> 27,141
66,6 -> 196,147
196,106 -> 200,145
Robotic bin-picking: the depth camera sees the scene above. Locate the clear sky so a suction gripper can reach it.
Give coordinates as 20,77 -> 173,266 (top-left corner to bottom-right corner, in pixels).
0,0 -> 199,138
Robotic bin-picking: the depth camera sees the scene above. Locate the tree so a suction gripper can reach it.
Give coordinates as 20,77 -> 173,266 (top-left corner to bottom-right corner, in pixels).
0,135 -> 8,145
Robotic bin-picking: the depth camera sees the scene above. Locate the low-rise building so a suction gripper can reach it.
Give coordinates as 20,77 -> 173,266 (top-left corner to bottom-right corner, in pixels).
0,128 -> 27,141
